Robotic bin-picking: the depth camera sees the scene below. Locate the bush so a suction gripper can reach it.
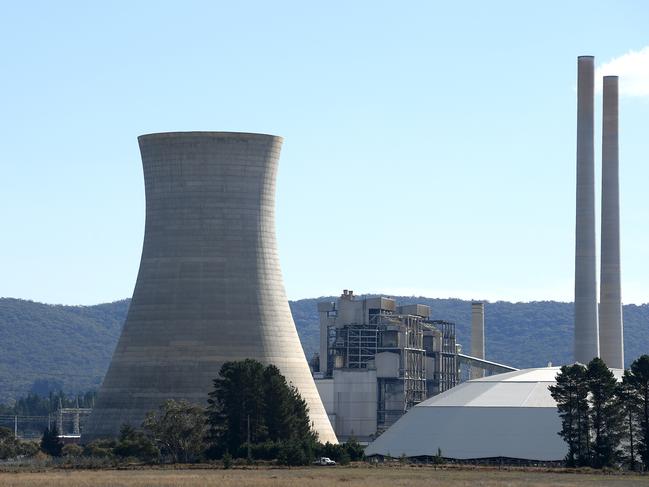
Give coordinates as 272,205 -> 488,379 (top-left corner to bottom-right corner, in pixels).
315,440 -> 361,464
431,448 -> 444,465
338,451 -> 351,465
222,451 -> 233,469
344,437 -> 365,461
0,427 -> 19,460
114,424 -> 159,462
83,439 -> 116,458
61,443 -> 84,457
18,440 -> 40,457
277,439 -> 311,466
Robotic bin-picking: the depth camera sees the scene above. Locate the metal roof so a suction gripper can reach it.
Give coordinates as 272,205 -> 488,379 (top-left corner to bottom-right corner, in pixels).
365,366 -> 623,461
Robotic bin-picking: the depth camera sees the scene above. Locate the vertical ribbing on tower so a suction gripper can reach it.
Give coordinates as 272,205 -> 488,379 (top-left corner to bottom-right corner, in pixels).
599,76 -> 624,369
574,56 -> 599,364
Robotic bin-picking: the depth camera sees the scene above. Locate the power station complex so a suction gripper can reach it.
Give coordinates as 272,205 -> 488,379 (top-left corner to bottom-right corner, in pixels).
366,55 -> 625,460
83,56 -> 627,462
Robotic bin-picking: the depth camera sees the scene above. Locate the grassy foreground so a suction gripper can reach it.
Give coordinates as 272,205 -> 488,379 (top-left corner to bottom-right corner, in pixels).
1,466 -> 649,487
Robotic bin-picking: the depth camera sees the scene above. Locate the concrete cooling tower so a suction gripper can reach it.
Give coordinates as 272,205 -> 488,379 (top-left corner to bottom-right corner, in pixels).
84,132 -> 337,443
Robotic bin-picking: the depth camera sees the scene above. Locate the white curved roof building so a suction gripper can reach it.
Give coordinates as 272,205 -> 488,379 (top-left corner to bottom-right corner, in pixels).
365,367 -> 568,461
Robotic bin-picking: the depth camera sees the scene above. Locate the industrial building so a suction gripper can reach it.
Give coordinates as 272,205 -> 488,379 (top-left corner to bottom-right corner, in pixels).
85,132 -> 336,443
313,291 -> 459,441
365,368 -> 568,460
365,56 -> 626,461
365,366 -> 624,461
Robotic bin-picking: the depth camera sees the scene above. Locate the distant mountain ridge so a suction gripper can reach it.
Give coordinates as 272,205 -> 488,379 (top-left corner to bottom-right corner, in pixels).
1,296 -> 648,403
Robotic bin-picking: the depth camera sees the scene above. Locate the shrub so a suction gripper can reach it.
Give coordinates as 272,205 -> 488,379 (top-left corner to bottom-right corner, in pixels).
431,448 -> 444,465
222,451 -> 233,469
83,439 -> 116,458
338,451 -> 351,465
114,424 -> 159,462
0,427 -> 19,460
315,440 -> 360,464
18,440 -> 40,457
277,439 -> 313,466
61,443 -> 84,457
344,437 -> 365,461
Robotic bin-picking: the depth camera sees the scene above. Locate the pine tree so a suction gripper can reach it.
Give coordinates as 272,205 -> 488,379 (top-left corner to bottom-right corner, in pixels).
40,425 -> 63,457
262,365 -> 294,441
625,355 -> 649,469
587,357 -> 623,468
549,363 -> 590,466
617,370 -> 642,470
206,359 -> 267,456
206,359 -> 316,463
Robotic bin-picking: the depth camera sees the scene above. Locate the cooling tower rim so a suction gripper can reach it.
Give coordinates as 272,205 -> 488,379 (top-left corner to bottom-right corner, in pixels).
138,131 -> 283,142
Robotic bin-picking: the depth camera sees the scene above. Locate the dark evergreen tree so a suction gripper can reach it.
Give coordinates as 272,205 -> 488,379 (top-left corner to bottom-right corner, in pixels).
206,359 -> 317,464
40,425 -> 63,457
617,370 -> 642,470
206,359 -> 267,456
549,363 -> 590,466
288,383 -> 318,445
586,357 -> 623,468
262,365 -> 294,441
625,355 -> 649,469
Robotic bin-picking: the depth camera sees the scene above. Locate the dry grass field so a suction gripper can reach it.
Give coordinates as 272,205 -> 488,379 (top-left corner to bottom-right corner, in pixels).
1,466 -> 649,487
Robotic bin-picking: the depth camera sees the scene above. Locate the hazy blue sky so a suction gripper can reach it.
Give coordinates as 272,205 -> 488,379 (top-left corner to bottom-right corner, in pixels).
1,1 -> 648,305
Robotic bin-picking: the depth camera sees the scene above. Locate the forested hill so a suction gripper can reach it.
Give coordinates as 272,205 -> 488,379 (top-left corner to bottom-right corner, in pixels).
1,296 -> 648,403
0,298 -> 129,404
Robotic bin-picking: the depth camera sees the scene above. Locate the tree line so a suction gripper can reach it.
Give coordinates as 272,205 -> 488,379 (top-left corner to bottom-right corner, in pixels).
2,359 -> 362,466
550,355 -> 649,470
0,390 -> 96,416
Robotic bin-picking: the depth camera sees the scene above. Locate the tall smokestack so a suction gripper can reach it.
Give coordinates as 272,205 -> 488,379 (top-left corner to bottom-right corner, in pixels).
471,302 -> 485,379
574,56 -> 599,364
599,76 -> 624,369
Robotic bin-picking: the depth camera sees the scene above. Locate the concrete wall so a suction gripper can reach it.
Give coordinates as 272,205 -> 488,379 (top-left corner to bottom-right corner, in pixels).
315,378 -> 336,427
376,352 -> 400,378
334,369 -> 377,440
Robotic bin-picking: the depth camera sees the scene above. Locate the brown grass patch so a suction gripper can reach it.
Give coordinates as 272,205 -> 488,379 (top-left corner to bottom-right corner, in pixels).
0,465 -> 648,487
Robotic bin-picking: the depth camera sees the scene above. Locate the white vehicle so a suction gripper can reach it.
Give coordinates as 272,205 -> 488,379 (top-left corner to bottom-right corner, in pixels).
313,457 -> 337,466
